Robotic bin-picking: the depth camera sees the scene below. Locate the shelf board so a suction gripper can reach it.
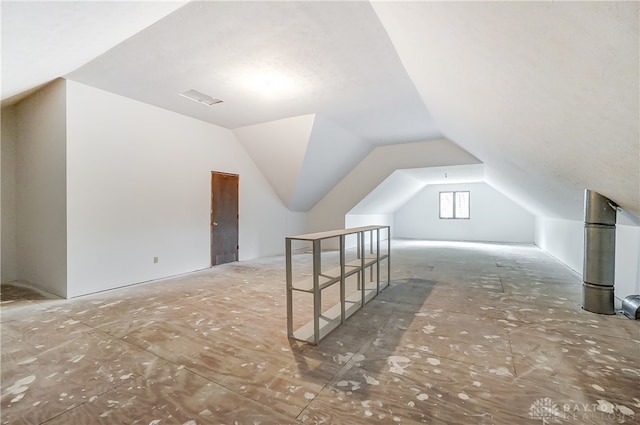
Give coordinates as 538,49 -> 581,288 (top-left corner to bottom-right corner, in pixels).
346,286 -> 377,305
290,264 -> 361,292
292,305 -> 342,344
287,225 -> 390,241
346,255 -> 377,269
292,290 -> 372,344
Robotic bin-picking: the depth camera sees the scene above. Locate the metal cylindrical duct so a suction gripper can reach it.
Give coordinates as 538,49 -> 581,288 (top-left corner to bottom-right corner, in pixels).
583,224 -> 616,285
582,190 -> 616,315
584,190 -> 617,225
583,283 -> 615,315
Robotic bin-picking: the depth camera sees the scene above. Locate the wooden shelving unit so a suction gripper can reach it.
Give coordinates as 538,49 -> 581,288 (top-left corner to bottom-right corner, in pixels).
286,225 -> 390,345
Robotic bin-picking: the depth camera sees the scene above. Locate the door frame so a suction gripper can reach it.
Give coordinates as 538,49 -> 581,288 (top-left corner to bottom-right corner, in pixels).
210,171 -> 239,267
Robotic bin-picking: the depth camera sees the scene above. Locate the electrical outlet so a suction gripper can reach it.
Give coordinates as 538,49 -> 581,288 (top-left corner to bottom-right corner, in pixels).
153,256 -> 159,264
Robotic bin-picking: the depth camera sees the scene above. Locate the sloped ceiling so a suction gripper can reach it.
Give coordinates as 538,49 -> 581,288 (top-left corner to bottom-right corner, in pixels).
233,114 -> 373,212
372,1 -> 639,219
62,0 -> 441,145
2,0 -> 442,213
293,115 -> 372,211
2,1 -> 638,220
349,164 -> 486,215
232,114 -> 316,210
0,0 -> 187,103
308,139 -> 482,232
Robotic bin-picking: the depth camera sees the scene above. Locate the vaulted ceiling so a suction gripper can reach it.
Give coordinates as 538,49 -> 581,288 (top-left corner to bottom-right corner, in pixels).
2,1 -> 638,220
372,1 -> 639,222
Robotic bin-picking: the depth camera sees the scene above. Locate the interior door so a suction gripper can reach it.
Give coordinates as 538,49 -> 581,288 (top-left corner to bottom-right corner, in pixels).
211,172 -> 239,266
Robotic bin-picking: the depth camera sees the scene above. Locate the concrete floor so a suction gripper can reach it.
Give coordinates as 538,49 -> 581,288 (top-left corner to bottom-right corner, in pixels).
1,239 -> 638,424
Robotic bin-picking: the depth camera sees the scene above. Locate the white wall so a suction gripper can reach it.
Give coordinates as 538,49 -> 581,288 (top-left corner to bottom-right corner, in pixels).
345,214 -> 393,231
345,213 -> 393,249
616,224 -> 640,302
14,80 -> 68,297
535,216 -> 640,305
394,182 -> 534,243
1,106 -> 18,282
534,217 -> 584,273
65,81 -> 293,297
285,211 -> 308,238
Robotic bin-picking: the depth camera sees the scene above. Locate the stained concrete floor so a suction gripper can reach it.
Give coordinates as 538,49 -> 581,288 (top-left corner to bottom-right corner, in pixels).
1,239 -> 639,424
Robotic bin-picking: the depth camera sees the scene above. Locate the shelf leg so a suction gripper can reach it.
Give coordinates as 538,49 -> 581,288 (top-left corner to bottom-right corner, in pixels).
360,230 -> 365,307
340,235 -> 345,324
286,238 -> 293,337
356,232 -> 362,290
387,227 -> 391,289
376,228 -> 380,295
313,239 -> 321,345
369,230 -> 374,284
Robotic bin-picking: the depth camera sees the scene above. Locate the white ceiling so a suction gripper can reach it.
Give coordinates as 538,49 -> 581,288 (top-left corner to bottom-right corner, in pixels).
63,1 -> 442,146
2,1 -> 638,220
0,0 -> 187,103
372,1 -> 639,219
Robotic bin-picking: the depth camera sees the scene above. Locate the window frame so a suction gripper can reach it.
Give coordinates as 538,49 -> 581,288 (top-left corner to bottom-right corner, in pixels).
439,190 -> 470,220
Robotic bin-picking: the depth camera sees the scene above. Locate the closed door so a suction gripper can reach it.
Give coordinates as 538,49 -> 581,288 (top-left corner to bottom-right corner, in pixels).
211,172 -> 239,266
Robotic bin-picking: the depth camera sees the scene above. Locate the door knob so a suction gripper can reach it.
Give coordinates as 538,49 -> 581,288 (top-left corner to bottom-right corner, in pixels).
213,222 -> 218,226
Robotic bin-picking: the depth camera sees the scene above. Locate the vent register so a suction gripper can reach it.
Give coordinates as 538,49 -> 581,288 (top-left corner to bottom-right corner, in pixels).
179,89 -> 222,106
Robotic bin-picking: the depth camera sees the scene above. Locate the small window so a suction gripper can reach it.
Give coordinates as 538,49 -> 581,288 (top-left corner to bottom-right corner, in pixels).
439,191 -> 470,219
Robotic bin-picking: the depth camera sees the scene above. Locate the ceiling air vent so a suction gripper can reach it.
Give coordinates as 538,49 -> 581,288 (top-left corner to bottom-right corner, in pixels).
179,89 -> 222,106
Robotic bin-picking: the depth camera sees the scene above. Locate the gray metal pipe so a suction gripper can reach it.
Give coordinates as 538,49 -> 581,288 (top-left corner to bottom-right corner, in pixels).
582,190 -> 616,314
